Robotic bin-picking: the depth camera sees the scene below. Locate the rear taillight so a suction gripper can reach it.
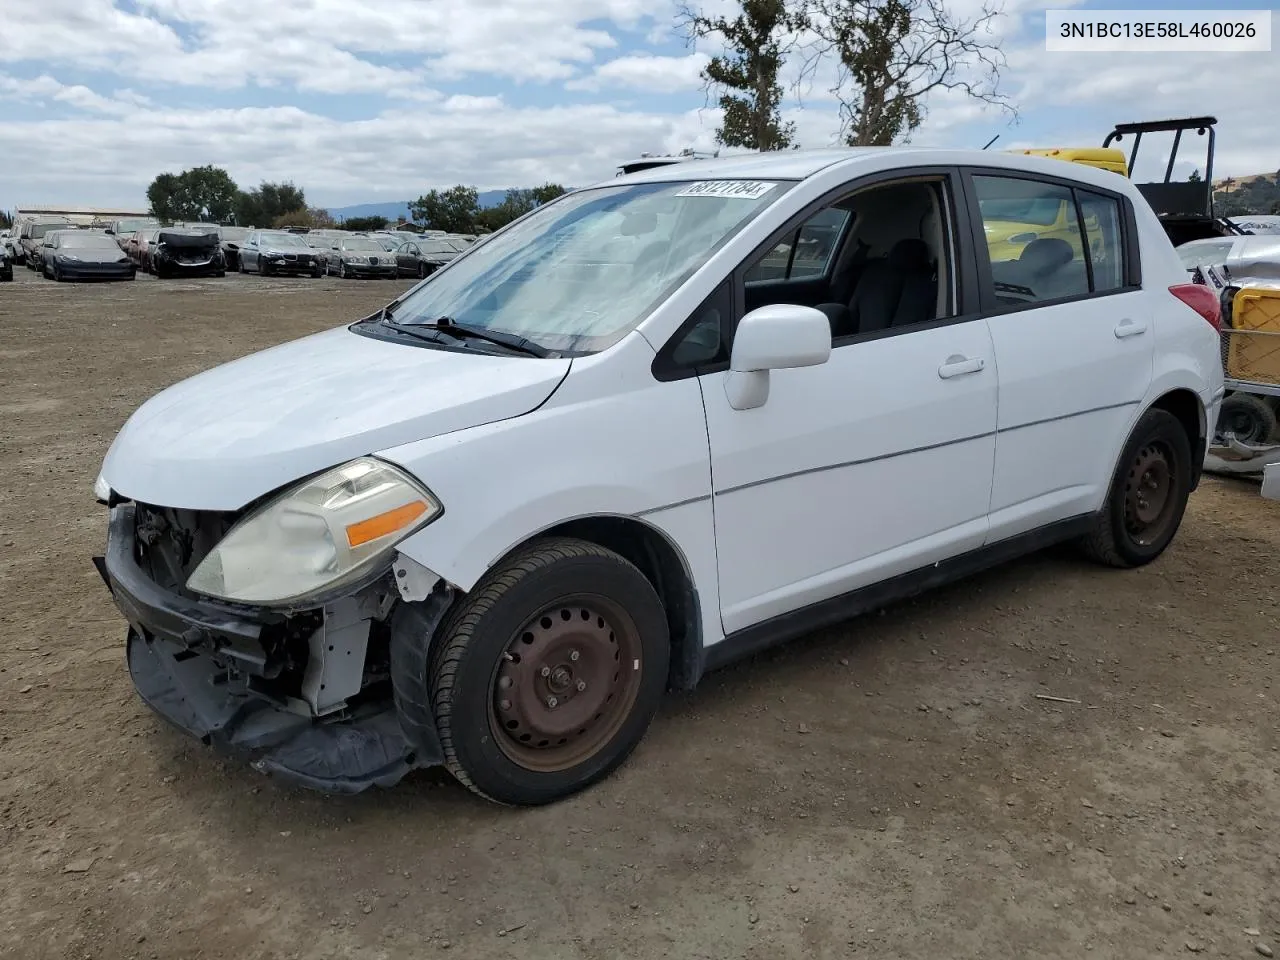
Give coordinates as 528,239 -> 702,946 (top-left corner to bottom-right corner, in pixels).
1170,282 -> 1221,330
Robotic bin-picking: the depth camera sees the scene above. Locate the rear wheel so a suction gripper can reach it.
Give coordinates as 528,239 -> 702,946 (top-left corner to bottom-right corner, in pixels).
1216,393 -> 1278,445
404,537 -> 669,805
1079,408 -> 1192,568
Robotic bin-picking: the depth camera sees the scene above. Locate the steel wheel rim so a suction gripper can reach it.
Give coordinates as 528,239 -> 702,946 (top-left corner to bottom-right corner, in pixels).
1124,442 -> 1175,546
1224,408 -> 1263,442
490,595 -> 643,773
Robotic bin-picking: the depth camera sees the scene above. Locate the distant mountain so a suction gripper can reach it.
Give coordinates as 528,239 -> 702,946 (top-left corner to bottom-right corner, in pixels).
327,190 -> 509,224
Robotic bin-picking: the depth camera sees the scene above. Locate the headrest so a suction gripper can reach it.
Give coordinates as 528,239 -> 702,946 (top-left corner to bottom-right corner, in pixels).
1018,237 -> 1074,272
889,238 -> 930,269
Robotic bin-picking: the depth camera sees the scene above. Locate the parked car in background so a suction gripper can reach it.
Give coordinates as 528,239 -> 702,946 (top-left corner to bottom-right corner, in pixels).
42,231 -> 135,282
152,229 -> 226,278
107,217 -> 160,251
217,226 -> 252,271
1176,235 -> 1280,283
0,243 -> 12,282
394,236 -> 466,278
239,231 -> 323,276
92,148 -> 1220,803
325,235 -> 397,278
1230,215 -> 1280,236
365,233 -> 401,253
134,229 -> 163,273
18,217 -> 72,266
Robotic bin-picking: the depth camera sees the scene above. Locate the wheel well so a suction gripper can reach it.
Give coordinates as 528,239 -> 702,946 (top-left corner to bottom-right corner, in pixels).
534,516 -> 702,692
1151,388 -> 1206,489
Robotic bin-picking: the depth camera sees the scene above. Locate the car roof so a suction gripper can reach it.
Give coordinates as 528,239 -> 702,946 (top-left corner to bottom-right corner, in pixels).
600,146 -> 1143,194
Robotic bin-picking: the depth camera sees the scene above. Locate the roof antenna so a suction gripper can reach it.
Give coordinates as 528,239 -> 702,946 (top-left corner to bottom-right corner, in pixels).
981,134 -> 1000,150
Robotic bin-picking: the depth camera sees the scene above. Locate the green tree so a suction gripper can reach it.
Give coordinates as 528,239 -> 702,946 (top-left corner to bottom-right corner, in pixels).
683,0 -> 803,150
146,166 -> 240,222
1188,168 -> 1202,182
0,209 -> 12,230
236,181 -> 307,227
409,185 -> 481,233
342,215 -> 389,232
805,0 -> 1009,147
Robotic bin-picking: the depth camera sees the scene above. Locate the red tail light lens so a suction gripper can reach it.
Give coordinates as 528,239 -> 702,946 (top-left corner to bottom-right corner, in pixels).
1170,282 -> 1221,330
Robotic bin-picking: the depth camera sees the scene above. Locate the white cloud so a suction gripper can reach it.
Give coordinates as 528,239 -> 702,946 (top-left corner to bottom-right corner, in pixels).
566,53 -> 710,93
0,0 -> 1274,210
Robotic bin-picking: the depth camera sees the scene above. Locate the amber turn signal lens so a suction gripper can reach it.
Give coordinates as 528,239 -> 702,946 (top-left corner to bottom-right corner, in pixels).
345,500 -> 428,547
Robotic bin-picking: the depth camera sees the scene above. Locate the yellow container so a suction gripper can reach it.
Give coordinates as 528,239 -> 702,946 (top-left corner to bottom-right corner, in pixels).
1014,147 -> 1129,177
1226,287 -> 1280,385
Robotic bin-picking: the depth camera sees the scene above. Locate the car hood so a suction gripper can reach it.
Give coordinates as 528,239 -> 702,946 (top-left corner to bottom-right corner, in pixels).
100,325 -> 572,511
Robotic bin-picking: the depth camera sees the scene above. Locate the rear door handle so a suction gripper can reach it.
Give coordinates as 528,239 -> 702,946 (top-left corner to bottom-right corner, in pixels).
938,355 -> 985,379
1114,318 -> 1148,339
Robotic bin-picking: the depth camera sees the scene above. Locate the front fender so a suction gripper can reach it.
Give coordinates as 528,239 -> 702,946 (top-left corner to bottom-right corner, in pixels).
378,339 -> 724,648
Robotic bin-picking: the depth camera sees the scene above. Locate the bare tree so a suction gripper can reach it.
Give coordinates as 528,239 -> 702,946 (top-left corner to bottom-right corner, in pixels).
803,0 -> 1012,146
681,0 -> 807,151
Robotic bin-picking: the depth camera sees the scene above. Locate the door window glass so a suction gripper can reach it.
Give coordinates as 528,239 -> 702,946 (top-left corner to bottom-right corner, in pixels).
974,176 -> 1089,305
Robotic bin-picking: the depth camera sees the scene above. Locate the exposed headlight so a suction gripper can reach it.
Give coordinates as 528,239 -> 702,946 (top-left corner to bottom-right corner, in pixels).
186,457 -> 442,607
343,255 -> 362,263
62,255 -> 81,262
93,473 -> 111,502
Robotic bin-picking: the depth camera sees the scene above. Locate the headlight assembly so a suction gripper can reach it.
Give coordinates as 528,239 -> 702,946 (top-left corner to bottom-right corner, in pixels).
186,457 -> 441,606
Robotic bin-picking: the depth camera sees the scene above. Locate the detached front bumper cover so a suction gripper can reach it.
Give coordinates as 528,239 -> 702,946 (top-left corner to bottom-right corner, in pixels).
95,504 -> 446,793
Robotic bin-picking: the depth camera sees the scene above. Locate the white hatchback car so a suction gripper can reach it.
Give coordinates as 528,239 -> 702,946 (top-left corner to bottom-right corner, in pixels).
94,148 -> 1224,804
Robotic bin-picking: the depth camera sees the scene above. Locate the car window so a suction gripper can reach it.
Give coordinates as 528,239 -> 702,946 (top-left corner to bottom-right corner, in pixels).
973,176 -> 1090,306
744,207 -> 850,283
1076,190 -> 1125,292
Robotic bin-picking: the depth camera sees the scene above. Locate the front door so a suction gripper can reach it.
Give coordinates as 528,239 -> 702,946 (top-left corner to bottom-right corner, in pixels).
695,172 -> 999,635
963,171 -> 1156,541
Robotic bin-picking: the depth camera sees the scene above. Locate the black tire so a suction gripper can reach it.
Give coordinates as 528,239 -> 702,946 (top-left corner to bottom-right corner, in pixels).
1216,393 -> 1278,445
407,537 -> 669,805
338,262 -> 347,279
312,267 -> 322,278
51,264 -> 62,282
1079,408 -> 1193,569
260,262 -> 271,277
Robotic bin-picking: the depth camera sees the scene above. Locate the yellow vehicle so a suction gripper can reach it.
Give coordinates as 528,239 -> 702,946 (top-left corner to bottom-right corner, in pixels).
1014,147 -> 1129,177
979,193 -> 1106,262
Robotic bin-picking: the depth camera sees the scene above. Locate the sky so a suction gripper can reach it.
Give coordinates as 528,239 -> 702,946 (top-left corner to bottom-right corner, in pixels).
0,0 -> 1276,209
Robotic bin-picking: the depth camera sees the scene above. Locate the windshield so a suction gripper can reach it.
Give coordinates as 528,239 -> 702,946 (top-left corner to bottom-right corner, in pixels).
260,232 -> 308,248
371,236 -> 399,250
382,180 -> 786,354
342,237 -> 384,252
116,218 -> 157,234
220,227 -> 250,241
31,222 -> 71,240
420,240 -> 461,255
61,234 -> 121,251
979,197 -> 1064,227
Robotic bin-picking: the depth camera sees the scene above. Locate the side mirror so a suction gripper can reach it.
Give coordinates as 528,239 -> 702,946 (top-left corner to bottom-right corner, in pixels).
104,228 -> 114,234
725,304 -> 831,411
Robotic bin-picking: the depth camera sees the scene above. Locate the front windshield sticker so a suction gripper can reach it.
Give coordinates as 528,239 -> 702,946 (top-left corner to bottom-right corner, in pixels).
674,180 -> 777,200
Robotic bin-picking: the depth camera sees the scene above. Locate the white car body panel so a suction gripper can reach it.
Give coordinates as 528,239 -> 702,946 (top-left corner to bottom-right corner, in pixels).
99,326 -> 570,510
99,145 -> 1221,665
702,317 -> 997,634
384,332 -> 725,647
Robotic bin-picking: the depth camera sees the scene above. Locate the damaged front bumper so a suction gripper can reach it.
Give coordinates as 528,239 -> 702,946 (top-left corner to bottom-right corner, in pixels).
95,504 -> 447,793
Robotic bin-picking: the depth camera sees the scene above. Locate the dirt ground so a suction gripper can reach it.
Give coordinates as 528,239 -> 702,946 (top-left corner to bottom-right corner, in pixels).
1,265 -> 1278,960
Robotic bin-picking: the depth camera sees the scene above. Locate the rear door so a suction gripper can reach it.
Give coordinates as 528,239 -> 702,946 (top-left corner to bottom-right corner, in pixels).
962,169 -> 1154,542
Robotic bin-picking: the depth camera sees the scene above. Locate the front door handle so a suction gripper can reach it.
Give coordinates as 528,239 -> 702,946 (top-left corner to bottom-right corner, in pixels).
1114,318 -> 1148,339
938,355 -> 985,379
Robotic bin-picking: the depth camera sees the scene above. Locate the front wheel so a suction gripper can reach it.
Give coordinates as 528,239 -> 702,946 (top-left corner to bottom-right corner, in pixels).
400,537 -> 669,805
1079,408 -> 1193,568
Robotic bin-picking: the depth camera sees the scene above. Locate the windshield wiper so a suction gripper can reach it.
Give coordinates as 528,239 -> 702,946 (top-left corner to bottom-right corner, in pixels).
387,315 -> 550,358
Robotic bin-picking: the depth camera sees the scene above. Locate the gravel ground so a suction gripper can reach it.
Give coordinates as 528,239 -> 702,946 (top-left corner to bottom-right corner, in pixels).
1,265 -> 1278,960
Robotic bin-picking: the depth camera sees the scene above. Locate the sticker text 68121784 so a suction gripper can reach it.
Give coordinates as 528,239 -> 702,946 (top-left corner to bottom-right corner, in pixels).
673,181 -> 777,200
